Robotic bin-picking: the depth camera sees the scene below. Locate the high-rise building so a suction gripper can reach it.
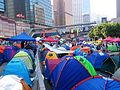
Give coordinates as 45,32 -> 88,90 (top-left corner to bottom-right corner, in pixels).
117,0 -> 120,18
5,0 -> 30,21
29,0 -> 53,26
82,0 -> 90,23
0,0 -> 5,13
53,0 -> 65,26
72,0 -> 82,24
53,0 -> 73,26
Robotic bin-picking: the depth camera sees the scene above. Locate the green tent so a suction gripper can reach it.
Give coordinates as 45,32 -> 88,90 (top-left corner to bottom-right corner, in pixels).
107,44 -> 118,52
74,56 -> 97,76
13,50 -> 33,71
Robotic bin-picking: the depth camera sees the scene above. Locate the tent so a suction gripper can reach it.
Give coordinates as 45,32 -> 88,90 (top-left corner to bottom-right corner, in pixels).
13,50 -> 34,72
72,76 -> 120,90
45,51 -> 58,61
2,58 -> 32,87
103,36 -> 113,42
112,38 -> 120,42
112,68 -> 120,80
100,57 -> 117,75
80,47 -> 90,54
40,50 -> 49,62
87,51 -> 110,69
43,43 -> 73,54
8,32 -> 36,41
74,56 -> 97,76
50,56 -> 92,90
3,46 -> 19,62
45,59 -> 61,79
70,46 -> 79,51
111,55 -> 120,68
107,44 -> 118,52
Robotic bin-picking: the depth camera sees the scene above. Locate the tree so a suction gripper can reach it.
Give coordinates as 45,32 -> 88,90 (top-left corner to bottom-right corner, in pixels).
88,23 -> 120,39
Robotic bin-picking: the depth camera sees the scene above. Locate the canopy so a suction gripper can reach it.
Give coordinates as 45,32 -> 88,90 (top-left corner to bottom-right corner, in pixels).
112,38 -> 120,42
8,32 -> 36,41
43,43 -> 73,54
103,36 -> 113,42
43,36 -> 58,42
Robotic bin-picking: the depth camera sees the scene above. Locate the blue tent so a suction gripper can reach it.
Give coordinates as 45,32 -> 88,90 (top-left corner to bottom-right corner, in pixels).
3,46 -> 19,62
72,77 -> 120,90
87,51 -> 109,68
2,58 -> 32,87
50,56 -> 92,90
8,32 -> 36,41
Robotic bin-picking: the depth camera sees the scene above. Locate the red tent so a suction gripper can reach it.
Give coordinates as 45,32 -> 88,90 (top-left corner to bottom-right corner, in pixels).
112,38 -> 120,42
103,36 -> 113,42
43,36 -> 58,42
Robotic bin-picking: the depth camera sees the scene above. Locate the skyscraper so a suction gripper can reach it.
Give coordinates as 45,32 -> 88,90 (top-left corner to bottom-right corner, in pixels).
82,0 -> 90,23
0,0 -> 5,13
29,0 -> 53,26
72,0 -> 82,24
53,0 -> 66,26
117,0 -> 120,18
5,0 -> 30,21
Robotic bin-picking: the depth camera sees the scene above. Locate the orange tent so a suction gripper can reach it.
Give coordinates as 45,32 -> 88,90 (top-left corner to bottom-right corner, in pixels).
0,46 -> 5,53
80,47 -> 90,54
70,46 -> 79,51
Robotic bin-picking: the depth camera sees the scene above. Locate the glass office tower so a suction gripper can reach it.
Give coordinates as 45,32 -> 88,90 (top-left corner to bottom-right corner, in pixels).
29,0 -> 53,26
0,0 -> 5,12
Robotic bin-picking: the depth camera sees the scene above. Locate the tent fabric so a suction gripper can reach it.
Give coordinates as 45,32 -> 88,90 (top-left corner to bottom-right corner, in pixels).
43,43 -> 73,54
87,51 -> 110,68
0,53 -> 4,63
103,36 -> 113,42
50,56 -> 92,90
3,46 -> 19,62
70,46 -> 79,51
111,55 -> 120,68
0,46 -> 5,53
112,68 -> 120,80
2,58 -> 32,87
74,56 -> 97,76
13,50 -> 34,71
80,47 -> 90,54
8,32 -> 36,41
72,77 -> 120,90
0,75 -> 23,90
45,51 -> 58,61
107,44 -> 118,52
112,38 -> 120,42
100,58 -> 116,74
40,50 -> 49,62
43,36 -> 58,42
45,59 -> 61,78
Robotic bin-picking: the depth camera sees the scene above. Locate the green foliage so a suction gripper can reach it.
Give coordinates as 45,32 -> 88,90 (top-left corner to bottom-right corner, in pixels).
88,22 -> 120,38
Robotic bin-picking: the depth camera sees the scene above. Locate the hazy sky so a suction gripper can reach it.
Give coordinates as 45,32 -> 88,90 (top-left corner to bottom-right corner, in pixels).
90,0 -> 116,21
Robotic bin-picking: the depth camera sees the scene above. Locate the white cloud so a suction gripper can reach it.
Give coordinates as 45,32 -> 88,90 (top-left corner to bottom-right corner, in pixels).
90,0 -> 116,21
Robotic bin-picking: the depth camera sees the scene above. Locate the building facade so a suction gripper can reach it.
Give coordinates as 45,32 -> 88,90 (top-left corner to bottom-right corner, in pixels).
53,0 -> 65,26
29,0 -> 53,27
53,0 -> 73,26
117,0 -> 120,18
5,0 -> 29,21
0,0 -> 5,13
72,0 -> 82,24
82,0 -> 90,23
